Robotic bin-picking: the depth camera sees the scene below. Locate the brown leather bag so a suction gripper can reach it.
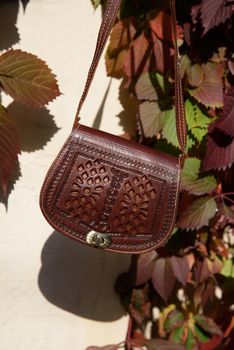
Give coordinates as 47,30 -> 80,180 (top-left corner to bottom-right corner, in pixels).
40,0 -> 187,253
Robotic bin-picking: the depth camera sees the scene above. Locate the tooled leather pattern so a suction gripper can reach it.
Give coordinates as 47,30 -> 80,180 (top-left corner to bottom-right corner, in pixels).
40,128 -> 181,253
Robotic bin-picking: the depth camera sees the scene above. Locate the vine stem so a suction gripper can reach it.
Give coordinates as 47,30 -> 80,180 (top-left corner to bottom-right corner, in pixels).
125,316 -> 133,350
214,192 -> 234,205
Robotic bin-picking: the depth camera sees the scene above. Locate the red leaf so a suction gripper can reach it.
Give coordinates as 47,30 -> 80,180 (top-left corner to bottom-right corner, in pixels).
136,251 -> 157,285
151,31 -> 173,74
214,86 -> 234,137
149,11 -> 183,43
0,105 -> 20,197
188,62 -> 224,108
177,196 -> 217,230
194,258 -> 211,285
108,18 -> 136,55
124,33 -> 151,78
194,279 -> 215,308
171,256 -> 190,285
194,314 -> 223,336
0,49 -> 60,107
200,336 -> 223,350
152,258 -> 176,302
164,309 -> 184,332
200,0 -> 233,35
203,126 -> 234,170
145,338 -> 185,350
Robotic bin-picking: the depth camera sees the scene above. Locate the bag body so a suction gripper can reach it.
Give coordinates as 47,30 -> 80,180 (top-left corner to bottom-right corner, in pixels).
40,0 -> 187,253
40,125 -> 181,253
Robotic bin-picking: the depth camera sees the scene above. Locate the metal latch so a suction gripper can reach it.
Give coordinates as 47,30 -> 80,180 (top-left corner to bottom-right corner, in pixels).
86,231 -> 111,249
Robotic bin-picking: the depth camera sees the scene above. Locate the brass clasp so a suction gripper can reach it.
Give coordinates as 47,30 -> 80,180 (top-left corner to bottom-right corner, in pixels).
86,231 -> 111,249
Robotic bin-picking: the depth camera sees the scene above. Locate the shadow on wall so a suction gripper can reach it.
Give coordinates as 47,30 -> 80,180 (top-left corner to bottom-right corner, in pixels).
8,101 -> 59,152
38,231 -> 131,322
0,0 -> 20,50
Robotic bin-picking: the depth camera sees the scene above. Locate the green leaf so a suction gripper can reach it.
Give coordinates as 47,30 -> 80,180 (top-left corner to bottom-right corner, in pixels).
177,196 -> 217,230
135,73 -> 158,101
164,310 -> 184,333
185,329 -> 197,350
161,108 -> 195,150
185,99 -> 212,142
0,49 -> 60,107
220,259 -> 234,278
161,108 -> 179,147
0,104 -> 20,197
194,325 -> 210,343
181,158 -> 217,195
145,338 -> 185,350
170,326 -> 185,345
194,315 -> 223,336
139,101 -> 165,137
135,72 -> 171,102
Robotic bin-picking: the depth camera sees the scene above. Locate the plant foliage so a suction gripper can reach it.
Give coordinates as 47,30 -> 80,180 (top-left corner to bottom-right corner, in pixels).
0,49 -> 60,199
89,0 -> 234,349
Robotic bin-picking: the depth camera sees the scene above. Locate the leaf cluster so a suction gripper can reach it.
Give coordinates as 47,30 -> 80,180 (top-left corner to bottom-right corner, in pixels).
0,49 -> 60,199
89,0 -> 234,349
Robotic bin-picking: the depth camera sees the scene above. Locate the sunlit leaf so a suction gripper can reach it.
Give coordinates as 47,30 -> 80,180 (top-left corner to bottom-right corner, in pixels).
139,101 -> 165,137
151,31 -> 173,74
105,49 -> 126,78
135,73 -> 158,101
161,108 -> 195,150
108,18 -> 136,55
0,104 -> 20,197
124,33 -> 151,78
152,258 -> 176,302
185,99 -> 212,143
181,157 -> 217,195
148,11 -> 183,43
177,196 -> 217,230
187,64 -> 203,87
0,49 -> 60,107
187,62 -> 224,108
220,258 -> 234,278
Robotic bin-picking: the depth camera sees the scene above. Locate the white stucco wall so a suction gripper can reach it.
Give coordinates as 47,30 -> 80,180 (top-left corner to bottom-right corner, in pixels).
0,1 -> 130,349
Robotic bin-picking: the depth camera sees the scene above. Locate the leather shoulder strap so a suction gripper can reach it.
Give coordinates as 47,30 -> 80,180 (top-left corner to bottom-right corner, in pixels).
73,0 -> 187,156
